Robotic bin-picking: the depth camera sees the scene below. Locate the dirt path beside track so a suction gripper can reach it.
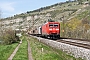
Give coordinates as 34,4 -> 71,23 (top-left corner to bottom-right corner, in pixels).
8,37 -> 33,60
28,40 -> 33,60
8,43 -> 21,60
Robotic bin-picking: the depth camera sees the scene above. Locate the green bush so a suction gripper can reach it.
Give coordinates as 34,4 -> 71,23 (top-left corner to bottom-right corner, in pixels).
0,29 -> 20,45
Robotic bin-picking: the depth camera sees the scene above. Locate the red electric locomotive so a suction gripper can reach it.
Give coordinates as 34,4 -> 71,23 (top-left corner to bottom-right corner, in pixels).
41,21 -> 60,39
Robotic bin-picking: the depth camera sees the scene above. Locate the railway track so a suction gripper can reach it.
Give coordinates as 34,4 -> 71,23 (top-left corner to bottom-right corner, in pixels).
53,37 -> 90,49
30,34 -> 90,49
31,34 -> 90,49
56,39 -> 90,49
30,35 -> 90,60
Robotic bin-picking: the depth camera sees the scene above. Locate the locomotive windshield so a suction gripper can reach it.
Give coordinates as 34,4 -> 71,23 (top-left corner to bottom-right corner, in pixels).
49,24 -> 53,27
54,24 -> 58,27
49,24 -> 58,27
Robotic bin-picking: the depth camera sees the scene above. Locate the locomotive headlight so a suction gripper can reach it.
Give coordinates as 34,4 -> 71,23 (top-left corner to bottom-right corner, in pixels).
56,29 -> 59,30
49,29 -> 52,30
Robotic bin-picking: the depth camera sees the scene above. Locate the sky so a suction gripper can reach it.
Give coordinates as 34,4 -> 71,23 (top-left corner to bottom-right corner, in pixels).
0,0 -> 68,18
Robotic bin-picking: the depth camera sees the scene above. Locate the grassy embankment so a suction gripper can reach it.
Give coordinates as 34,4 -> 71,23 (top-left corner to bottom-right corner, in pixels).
13,36 -> 28,60
0,43 -> 18,60
28,36 -> 83,60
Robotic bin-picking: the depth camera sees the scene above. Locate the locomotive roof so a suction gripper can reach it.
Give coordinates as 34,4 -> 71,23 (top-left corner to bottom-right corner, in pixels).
44,22 -> 59,25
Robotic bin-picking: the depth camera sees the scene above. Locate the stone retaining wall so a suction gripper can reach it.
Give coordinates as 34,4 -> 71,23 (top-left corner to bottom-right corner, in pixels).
36,37 -> 90,60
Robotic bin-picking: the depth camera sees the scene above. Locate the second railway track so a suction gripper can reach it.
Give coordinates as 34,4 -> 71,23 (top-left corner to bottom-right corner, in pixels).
31,34 -> 90,49
57,39 -> 90,49
30,33 -> 90,49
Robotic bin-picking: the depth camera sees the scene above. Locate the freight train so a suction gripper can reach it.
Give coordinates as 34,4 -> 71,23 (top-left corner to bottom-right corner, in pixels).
29,21 -> 60,39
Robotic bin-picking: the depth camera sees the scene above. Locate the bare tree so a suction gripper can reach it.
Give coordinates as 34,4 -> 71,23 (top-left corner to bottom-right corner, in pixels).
0,9 -> 3,37
0,11 -> 2,44
0,9 -> 1,19
0,9 -> 2,36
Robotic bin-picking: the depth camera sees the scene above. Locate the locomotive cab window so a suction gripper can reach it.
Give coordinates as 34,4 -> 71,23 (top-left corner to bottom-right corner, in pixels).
54,24 -> 58,27
49,24 -> 53,27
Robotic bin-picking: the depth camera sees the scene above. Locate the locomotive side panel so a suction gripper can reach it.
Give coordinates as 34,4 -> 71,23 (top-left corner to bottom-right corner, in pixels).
42,23 -> 49,35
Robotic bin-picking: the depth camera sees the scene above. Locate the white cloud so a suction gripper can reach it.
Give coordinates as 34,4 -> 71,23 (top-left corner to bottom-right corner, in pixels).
0,2 -> 15,12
